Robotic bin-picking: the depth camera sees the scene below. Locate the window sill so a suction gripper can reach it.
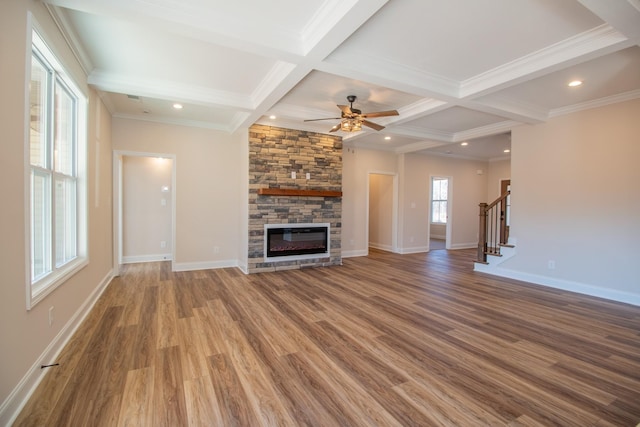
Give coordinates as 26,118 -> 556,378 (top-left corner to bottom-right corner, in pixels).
28,257 -> 88,310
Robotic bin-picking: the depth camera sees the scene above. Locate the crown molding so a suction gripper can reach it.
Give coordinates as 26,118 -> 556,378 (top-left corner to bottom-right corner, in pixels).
250,61 -> 298,109
112,112 -> 231,131
394,137 -> 451,154
300,0 -> 360,55
44,4 -> 93,76
88,70 -> 253,110
463,97 -> 548,124
452,120 -> 519,142
549,88 -> 640,118
460,24 -> 629,99
321,51 -> 460,99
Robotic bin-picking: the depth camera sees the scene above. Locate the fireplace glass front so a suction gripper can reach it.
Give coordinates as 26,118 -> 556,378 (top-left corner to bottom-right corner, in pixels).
266,225 -> 329,259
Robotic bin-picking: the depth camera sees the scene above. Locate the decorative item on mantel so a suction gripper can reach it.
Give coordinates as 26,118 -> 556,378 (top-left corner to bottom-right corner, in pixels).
257,188 -> 342,197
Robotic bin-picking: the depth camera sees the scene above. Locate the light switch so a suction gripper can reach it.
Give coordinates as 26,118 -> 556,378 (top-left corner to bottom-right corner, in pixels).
161,198 -> 167,206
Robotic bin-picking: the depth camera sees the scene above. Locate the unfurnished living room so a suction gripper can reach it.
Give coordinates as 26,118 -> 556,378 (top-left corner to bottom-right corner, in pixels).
2,0 -> 640,425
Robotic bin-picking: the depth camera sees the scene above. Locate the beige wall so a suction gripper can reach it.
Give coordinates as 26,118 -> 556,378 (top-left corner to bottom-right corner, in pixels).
430,223 -> 446,240
112,118 -> 242,269
341,147 -> 489,255
342,148 -> 398,256
0,0 -> 114,419
122,156 -> 173,261
401,153 -> 489,251
505,98 -> 640,302
487,159 -> 511,202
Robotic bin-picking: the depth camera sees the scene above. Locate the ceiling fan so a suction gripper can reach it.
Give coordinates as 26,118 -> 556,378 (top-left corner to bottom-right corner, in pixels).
304,95 -> 399,132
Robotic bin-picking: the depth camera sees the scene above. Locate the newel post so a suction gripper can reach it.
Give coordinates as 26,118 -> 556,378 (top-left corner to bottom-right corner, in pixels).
477,203 -> 488,263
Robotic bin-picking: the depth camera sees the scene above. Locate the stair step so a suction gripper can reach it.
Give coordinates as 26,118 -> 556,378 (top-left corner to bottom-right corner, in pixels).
485,252 -> 502,257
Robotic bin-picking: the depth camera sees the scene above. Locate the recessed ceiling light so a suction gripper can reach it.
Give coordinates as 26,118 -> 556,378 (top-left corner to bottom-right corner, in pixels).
504,149 -> 511,153
568,80 -> 583,87
173,103 -> 183,109
269,115 -> 276,120
384,136 -> 391,140
461,142 -> 468,146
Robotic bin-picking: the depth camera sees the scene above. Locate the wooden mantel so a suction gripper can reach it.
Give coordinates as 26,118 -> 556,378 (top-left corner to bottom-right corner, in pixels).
257,188 -> 342,198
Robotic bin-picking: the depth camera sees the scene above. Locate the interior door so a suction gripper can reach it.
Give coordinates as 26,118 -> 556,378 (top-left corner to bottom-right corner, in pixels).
500,179 -> 511,244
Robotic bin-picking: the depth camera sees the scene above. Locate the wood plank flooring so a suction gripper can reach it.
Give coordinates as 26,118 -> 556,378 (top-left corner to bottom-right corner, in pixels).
14,249 -> 640,426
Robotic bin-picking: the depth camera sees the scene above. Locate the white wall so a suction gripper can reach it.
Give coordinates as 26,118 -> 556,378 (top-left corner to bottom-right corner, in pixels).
122,156 -> 173,262
0,0 -> 114,421
503,98 -> 640,304
112,118 -> 243,270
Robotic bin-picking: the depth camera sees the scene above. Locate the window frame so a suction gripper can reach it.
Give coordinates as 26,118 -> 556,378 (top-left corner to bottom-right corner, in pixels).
26,21 -> 88,310
430,177 -> 448,224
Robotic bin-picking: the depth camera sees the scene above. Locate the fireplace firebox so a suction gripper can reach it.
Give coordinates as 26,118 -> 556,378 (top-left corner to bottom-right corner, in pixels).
265,223 -> 330,261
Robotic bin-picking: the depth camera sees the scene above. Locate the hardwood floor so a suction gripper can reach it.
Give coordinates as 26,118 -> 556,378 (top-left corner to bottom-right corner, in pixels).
14,249 -> 640,426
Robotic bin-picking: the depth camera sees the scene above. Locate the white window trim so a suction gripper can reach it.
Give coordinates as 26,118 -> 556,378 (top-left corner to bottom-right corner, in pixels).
25,16 -> 89,310
430,177 -> 448,224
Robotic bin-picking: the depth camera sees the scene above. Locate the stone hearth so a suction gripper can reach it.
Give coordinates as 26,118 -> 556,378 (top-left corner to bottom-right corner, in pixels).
248,124 -> 342,273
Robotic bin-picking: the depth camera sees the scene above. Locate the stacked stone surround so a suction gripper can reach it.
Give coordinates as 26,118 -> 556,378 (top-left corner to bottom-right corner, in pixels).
248,124 -> 342,273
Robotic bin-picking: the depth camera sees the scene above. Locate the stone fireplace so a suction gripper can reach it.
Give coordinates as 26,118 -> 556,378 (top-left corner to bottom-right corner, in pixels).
248,124 -> 342,273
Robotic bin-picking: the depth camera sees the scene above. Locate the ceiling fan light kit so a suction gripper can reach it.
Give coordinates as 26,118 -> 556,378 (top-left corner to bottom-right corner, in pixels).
340,118 -> 362,132
305,95 -> 398,133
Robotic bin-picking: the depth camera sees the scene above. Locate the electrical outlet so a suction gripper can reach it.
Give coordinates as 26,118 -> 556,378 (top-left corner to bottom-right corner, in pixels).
49,306 -> 54,327
291,171 -> 296,179
548,260 -> 555,270
160,241 -> 166,248
214,246 -> 220,254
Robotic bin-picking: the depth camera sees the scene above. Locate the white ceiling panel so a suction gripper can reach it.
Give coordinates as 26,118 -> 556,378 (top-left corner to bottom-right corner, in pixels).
327,0 -> 604,80
477,46 -> 640,112
403,107 -> 508,134
64,10 -> 277,94
43,0 -> 640,159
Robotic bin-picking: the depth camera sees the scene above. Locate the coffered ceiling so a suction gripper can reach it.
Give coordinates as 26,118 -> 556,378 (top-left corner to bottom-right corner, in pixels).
44,0 -> 640,160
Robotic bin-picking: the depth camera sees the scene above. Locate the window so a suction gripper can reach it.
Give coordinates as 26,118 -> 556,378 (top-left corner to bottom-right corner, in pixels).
431,177 -> 448,223
27,27 -> 87,309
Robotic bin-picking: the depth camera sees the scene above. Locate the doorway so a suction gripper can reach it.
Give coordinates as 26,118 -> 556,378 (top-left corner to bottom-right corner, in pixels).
429,176 -> 452,251
500,179 -> 511,244
113,151 -> 176,276
367,172 -> 398,253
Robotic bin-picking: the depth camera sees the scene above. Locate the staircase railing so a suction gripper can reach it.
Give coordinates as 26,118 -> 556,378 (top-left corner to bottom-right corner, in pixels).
477,190 -> 510,263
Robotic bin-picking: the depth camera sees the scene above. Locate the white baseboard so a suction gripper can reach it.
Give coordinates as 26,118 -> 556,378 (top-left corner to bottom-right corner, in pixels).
477,267 -> 640,307
341,249 -> 368,258
430,234 -> 446,240
399,246 -> 429,254
122,253 -> 172,264
449,242 -> 477,250
369,242 -> 394,252
0,269 -> 114,426
172,259 -> 238,272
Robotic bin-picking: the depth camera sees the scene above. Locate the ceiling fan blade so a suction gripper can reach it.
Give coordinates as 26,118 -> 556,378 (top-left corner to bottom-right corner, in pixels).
329,125 -> 340,133
362,120 -> 385,131
303,117 -> 342,122
338,104 -> 353,116
361,110 -> 399,118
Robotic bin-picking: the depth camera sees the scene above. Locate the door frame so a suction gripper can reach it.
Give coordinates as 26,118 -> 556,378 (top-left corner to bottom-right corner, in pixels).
366,171 -> 398,254
499,178 -> 511,245
112,150 -> 177,276
428,175 -> 453,250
